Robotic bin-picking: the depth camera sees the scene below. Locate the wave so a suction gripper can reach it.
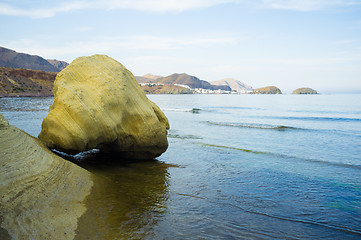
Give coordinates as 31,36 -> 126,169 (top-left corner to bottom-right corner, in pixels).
162,108 -> 201,113
289,109 -> 361,115
205,121 -> 361,138
201,143 -> 361,170
202,143 -> 269,154
168,133 -> 203,140
251,115 -> 361,122
176,192 -> 361,237
204,121 -> 302,131
205,106 -> 264,111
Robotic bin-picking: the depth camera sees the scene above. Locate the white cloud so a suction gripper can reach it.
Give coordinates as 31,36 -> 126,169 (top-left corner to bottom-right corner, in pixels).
5,34 -> 238,61
0,2 -> 87,18
124,55 -> 199,75
0,0 -> 237,18
261,0 -> 361,11
0,0 -> 359,18
333,40 -> 356,45
120,35 -> 238,50
76,26 -> 93,32
99,0 -> 238,12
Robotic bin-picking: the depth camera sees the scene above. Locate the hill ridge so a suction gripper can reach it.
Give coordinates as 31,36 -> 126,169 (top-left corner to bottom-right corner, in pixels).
136,73 -> 231,91
0,46 -> 67,72
211,78 -> 253,93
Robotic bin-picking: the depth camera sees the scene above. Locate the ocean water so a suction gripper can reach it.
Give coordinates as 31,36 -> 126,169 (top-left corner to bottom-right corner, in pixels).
1,94 -> 361,239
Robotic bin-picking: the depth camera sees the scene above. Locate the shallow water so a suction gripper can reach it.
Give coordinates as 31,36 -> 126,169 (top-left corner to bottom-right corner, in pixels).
1,94 -> 361,239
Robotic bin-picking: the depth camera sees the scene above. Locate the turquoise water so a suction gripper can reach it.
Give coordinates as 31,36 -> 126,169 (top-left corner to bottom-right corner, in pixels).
1,94 -> 361,239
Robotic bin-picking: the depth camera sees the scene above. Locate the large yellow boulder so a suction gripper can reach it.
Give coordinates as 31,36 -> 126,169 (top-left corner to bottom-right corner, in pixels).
38,55 -> 169,159
0,114 -> 93,240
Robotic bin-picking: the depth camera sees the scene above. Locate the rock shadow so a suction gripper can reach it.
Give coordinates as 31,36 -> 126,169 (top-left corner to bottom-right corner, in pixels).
62,149 -> 173,240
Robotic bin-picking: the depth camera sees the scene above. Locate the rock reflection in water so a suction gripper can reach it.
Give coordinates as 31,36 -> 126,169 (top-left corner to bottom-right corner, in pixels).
69,150 -> 171,240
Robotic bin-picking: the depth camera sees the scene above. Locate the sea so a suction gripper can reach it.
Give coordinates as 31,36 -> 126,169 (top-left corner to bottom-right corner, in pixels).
1,94 -> 361,239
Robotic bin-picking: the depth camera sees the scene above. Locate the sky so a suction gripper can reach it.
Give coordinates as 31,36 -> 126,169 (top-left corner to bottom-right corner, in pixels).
1,0 -> 361,93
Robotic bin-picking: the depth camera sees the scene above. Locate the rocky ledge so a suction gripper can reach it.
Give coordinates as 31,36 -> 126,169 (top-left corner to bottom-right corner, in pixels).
0,114 -> 93,240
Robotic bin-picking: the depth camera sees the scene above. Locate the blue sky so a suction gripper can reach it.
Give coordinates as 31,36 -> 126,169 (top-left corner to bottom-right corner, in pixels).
1,0 -> 361,93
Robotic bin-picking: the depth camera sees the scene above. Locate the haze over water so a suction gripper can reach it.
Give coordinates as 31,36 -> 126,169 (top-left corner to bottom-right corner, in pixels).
1,94 -> 361,239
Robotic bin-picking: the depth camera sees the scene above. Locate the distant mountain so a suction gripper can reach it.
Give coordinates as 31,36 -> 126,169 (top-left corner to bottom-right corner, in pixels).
135,74 -> 162,83
211,78 -> 253,93
0,46 -> 66,72
0,67 -> 56,97
136,73 -> 231,91
47,59 -> 69,71
143,73 -> 162,80
252,86 -> 282,94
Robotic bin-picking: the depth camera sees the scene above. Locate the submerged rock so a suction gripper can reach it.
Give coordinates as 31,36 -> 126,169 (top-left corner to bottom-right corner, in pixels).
292,88 -> 317,94
0,114 -> 93,240
39,55 -> 169,159
252,86 -> 282,94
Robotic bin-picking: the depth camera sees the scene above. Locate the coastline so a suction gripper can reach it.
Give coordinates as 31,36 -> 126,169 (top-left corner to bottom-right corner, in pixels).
0,94 -> 54,98
1,94 -> 361,239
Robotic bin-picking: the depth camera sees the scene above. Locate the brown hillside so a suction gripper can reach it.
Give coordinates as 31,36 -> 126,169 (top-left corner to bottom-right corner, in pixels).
47,59 -> 69,71
0,67 -> 56,97
136,73 -> 231,91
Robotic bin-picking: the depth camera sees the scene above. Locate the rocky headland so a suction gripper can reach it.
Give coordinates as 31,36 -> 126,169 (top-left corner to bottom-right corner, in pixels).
292,87 -> 318,94
251,86 -> 282,94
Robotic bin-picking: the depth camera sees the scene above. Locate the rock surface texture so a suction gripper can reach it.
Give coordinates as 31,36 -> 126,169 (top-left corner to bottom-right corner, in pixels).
0,114 -> 93,240
292,88 -> 317,94
38,55 -> 169,159
252,86 -> 282,94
